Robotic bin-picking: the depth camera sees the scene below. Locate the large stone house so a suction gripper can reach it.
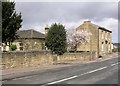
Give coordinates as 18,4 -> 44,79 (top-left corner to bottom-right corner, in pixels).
12,29 -> 45,51
76,21 -> 112,57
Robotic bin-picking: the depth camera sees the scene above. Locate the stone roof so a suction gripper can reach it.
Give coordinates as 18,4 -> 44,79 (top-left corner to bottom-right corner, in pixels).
16,29 -> 45,39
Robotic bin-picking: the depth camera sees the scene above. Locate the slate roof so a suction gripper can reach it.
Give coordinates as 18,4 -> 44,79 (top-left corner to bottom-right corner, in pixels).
16,29 -> 45,39
76,21 -> 112,33
92,23 -> 112,33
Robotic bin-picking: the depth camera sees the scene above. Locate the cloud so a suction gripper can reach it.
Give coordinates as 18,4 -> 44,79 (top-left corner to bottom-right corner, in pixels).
16,2 -> 117,23
15,2 -> 118,43
12,0 -> 119,2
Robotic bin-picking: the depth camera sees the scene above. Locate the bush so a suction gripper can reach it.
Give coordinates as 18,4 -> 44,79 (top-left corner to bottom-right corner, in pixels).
10,44 -> 17,51
118,46 -> 120,52
112,48 -> 118,52
112,46 -> 120,52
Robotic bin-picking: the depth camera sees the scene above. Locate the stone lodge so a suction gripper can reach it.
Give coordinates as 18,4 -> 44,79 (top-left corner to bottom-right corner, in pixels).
12,29 -> 45,51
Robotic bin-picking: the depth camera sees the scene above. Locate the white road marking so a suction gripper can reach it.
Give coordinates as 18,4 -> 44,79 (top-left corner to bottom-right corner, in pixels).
3,61 -> 120,84
111,62 -> 120,66
47,75 -> 78,85
77,67 -> 107,76
44,66 -> 107,85
87,67 -> 107,74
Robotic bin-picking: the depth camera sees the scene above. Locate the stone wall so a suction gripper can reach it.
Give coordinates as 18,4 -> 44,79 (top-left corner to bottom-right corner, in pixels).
13,38 -> 45,51
58,52 -> 96,62
2,51 -> 97,70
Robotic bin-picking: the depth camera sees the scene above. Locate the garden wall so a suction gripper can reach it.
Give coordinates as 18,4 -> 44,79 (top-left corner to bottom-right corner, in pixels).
2,51 -> 97,70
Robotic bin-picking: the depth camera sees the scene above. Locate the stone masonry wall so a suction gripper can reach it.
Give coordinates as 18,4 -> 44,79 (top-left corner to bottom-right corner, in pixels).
13,38 -> 45,51
2,51 -> 97,70
76,21 -> 99,58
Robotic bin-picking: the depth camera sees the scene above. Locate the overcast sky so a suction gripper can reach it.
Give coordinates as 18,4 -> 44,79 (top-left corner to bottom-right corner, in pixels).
14,1 -> 118,43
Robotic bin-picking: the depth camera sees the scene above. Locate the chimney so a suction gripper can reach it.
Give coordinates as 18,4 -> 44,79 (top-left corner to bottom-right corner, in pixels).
84,20 -> 91,24
45,24 -> 49,35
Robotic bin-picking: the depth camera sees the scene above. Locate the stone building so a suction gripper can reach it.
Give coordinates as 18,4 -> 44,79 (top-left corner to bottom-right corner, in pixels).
76,21 -> 112,57
12,29 -> 45,51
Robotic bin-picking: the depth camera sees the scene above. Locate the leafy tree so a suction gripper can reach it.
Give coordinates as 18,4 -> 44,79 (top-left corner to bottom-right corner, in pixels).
2,1 -> 22,45
45,23 -> 67,55
0,1 -> 1,43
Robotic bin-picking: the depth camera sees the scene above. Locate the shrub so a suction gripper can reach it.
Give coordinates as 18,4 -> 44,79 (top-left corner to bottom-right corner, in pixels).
10,44 -> 17,51
112,46 -> 120,52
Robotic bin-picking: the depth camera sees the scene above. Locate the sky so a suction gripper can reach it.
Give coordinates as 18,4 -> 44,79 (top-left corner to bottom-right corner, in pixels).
13,0 -> 119,43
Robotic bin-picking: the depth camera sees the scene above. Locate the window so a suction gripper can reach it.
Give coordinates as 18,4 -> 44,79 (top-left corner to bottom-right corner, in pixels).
20,47 -> 23,50
19,43 -> 23,46
102,31 -> 104,39
18,42 -> 23,51
105,40 -> 108,44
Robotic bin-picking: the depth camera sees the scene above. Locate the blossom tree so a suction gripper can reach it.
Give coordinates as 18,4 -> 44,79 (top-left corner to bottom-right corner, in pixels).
67,29 -> 92,51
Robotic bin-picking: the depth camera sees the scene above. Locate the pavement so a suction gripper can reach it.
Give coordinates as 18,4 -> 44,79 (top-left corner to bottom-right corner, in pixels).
1,52 -> 119,83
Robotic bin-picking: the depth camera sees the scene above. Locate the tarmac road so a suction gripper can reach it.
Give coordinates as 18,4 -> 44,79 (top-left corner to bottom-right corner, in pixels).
2,56 -> 119,85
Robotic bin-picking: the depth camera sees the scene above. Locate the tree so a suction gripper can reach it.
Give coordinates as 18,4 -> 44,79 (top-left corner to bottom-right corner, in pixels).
2,1 -> 22,45
67,29 -> 92,51
45,23 -> 67,55
0,1 -> 2,42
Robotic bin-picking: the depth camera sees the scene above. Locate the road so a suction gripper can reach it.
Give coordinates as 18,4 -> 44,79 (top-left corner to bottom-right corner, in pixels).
2,56 -> 119,85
